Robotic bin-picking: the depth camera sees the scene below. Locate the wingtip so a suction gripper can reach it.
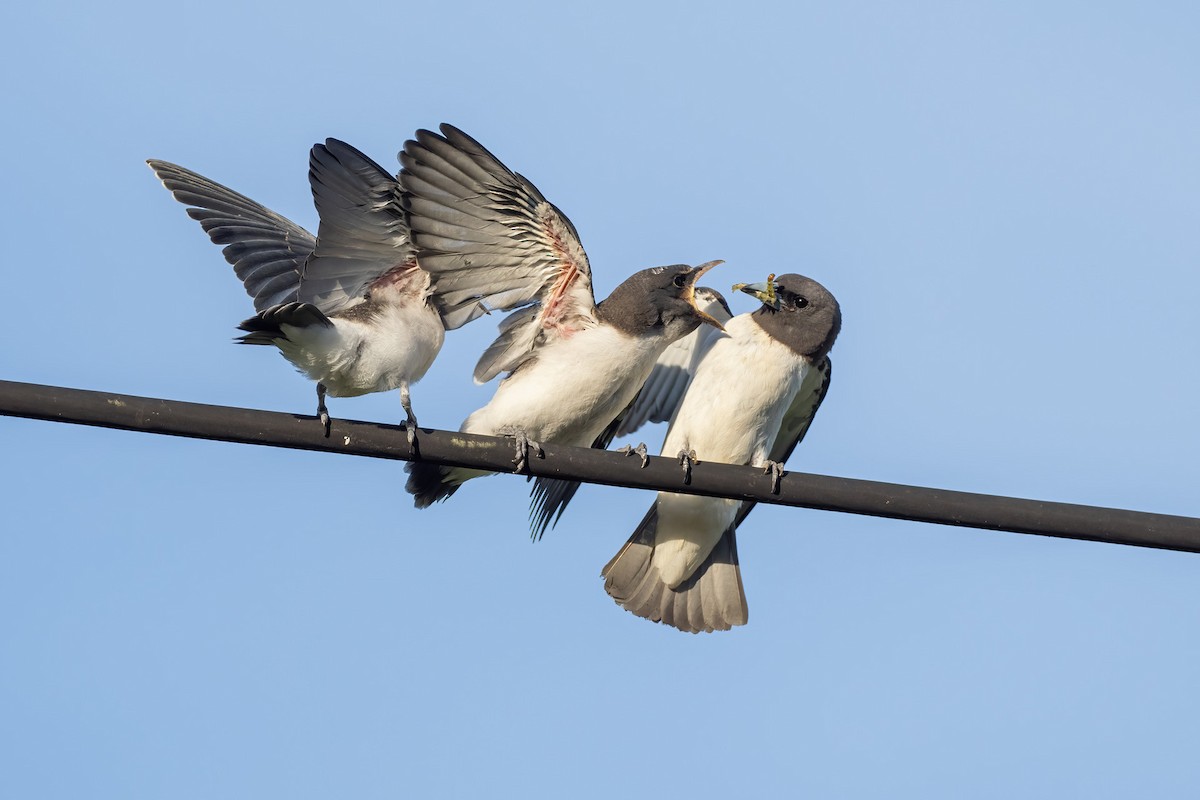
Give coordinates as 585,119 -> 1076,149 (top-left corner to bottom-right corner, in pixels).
145,158 -> 173,180
438,122 -> 468,140
528,476 -> 581,542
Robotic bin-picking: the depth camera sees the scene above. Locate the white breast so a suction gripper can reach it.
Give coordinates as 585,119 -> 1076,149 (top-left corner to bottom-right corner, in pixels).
662,315 -> 809,465
651,314 -> 810,587
463,325 -> 669,446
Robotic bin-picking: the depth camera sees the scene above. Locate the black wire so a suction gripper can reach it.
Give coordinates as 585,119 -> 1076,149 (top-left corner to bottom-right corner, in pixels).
2,379 -> 1197,553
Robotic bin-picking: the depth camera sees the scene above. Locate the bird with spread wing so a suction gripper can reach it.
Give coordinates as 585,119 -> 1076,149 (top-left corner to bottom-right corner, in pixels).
148,138 -> 488,443
399,124 -> 727,514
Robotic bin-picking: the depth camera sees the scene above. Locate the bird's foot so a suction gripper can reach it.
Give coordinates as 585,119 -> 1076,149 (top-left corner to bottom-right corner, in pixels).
400,385 -> 418,452
316,383 -> 331,438
763,460 -> 785,494
511,431 -> 544,474
678,448 -> 698,484
403,410 -> 419,452
618,442 -> 650,468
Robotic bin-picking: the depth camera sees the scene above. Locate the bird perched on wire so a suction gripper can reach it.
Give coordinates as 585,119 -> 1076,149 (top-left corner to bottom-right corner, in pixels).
148,138 -> 483,443
399,124 -> 727,513
613,286 -> 734,441
523,285 -> 735,537
602,273 -> 842,633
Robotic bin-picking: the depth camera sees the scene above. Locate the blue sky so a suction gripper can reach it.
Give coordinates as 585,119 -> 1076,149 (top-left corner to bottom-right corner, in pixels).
2,1 -> 1198,797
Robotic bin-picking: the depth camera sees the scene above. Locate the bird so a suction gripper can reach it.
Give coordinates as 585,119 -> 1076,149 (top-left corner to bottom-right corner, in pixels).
613,286 -> 734,441
601,273 -> 842,633
523,285 -> 735,536
398,124 -> 727,513
147,138 -> 483,443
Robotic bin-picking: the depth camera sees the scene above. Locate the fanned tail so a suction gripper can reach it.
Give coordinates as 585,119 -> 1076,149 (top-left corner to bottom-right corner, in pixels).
601,504 -> 748,634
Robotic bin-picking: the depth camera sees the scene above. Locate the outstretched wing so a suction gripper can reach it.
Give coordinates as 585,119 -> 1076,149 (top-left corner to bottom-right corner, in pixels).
616,288 -> 734,438
147,159 -> 313,311
732,356 -> 833,529
399,124 -> 597,382
300,139 -> 418,315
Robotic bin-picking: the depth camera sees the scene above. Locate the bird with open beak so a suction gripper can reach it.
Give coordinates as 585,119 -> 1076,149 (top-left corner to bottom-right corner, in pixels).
603,273 -> 842,632
400,124 -> 727,511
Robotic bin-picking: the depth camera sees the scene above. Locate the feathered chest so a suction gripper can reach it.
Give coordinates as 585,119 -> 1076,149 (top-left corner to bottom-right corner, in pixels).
663,318 -> 809,464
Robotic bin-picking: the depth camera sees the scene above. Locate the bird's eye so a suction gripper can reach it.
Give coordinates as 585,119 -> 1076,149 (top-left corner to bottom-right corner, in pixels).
795,296 -> 809,308
673,274 -> 687,288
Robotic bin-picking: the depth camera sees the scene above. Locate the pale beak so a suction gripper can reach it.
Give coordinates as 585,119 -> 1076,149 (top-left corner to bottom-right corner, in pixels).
733,273 -> 780,309
686,260 -> 725,330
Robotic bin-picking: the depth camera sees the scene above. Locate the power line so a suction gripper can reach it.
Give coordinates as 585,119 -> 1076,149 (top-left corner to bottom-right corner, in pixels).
2,378 -> 1198,553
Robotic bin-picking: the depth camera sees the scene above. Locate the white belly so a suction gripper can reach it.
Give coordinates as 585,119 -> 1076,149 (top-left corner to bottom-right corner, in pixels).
652,315 -> 810,586
662,317 -> 808,465
463,325 -> 667,446
276,302 -> 444,397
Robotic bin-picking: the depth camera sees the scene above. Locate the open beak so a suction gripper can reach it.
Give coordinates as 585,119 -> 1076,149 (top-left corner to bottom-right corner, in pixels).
686,260 -> 726,331
733,273 -> 780,310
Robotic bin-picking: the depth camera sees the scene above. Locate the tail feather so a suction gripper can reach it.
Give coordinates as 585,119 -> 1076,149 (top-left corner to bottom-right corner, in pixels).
406,462 -> 490,508
602,504 -> 748,633
235,301 -> 332,345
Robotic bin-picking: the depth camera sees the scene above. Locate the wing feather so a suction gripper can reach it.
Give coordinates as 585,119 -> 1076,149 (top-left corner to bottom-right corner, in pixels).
147,159 -> 313,311
399,124 -> 598,382
299,139 -> 416,314
732,356 -> 833,530
617,289 -> 733,437
528,404 -> 628,540
150,140 -> 419,317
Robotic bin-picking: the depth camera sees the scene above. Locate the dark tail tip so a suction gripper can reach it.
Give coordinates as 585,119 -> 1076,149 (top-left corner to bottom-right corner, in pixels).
237,302 -> 332,341
406,461 -> 458,508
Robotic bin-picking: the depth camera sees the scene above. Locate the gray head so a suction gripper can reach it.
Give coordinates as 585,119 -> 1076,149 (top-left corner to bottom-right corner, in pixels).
693,286 -> 733,320
735,272 -> 841,361
597,261 -> 725,340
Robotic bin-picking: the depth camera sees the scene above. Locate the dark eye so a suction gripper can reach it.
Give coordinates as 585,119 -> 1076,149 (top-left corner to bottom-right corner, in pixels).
795,296 -> 809,308
673,273 -> 687,288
